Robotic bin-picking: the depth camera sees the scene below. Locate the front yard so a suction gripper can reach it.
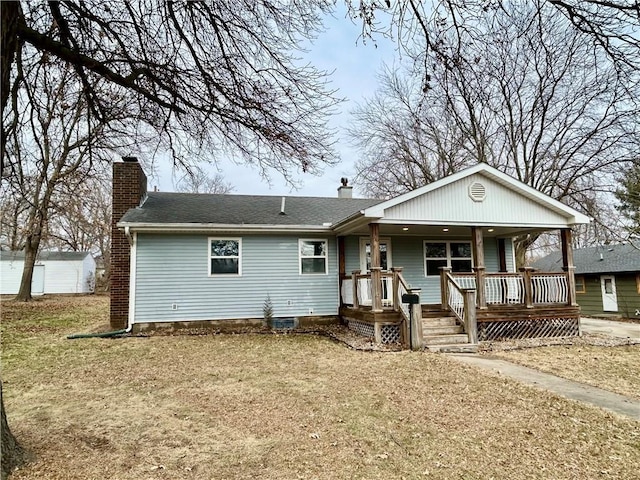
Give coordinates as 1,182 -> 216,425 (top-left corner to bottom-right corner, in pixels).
2,296 -> 639,479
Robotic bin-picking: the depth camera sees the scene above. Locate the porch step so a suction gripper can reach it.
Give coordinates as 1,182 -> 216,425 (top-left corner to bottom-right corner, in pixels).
423,333 -> 470,346
422,316 -> 458,327
426,343 -> 479,353
422,324 -> 463,335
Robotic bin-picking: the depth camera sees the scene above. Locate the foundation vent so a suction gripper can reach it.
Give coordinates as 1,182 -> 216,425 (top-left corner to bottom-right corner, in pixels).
468,181 -> 486,202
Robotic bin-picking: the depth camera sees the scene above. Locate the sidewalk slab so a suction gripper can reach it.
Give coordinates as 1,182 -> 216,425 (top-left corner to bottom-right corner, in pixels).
580,317 -> 640,339
449,354 -> 640,421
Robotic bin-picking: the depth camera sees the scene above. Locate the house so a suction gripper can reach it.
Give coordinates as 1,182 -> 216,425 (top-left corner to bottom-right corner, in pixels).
533,244 -> 640,319
111,157 -> 590,349
0,250 -> 96,295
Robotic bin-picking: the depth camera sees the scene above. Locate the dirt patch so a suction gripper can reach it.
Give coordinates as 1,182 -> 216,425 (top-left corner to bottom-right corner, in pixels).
2,296 -> 639,479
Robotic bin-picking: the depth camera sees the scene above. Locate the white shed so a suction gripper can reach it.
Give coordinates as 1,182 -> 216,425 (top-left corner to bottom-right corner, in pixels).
0,251 -> 96,295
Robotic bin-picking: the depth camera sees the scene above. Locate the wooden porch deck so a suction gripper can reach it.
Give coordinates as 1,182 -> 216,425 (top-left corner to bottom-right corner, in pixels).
339,269 -> 581,348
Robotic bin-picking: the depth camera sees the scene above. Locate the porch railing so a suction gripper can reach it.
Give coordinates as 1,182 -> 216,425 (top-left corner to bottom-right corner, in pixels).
347,272 -> 394,307
446,269 -> 572,308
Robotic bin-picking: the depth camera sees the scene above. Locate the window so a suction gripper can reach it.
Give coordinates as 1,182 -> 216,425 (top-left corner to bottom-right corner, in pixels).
575,275 -> 586,294
424,241 -> 473,276
299,239 -> 328,274
209,238 -> 241,275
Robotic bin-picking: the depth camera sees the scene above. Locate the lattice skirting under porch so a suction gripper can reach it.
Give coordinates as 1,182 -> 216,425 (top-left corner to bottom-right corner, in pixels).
347,319 -> 375,338
347,319 -> 401,344
478,317 -> 580,341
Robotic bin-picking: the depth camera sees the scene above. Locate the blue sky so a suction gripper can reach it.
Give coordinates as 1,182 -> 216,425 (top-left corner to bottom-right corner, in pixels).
151,5 -> 398,198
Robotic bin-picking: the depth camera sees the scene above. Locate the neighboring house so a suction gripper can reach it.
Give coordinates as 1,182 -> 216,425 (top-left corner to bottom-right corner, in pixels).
0,251 -> 96,295
533,244 -> 640,319
111,158 -> 590,348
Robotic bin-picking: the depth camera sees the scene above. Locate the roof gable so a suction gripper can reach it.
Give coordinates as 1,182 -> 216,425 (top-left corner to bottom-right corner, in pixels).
364,164 -> 589,227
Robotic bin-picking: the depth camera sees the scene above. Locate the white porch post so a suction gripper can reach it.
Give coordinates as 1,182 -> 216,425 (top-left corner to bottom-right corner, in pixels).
561,229 -> 578,306
369,223 -> 383,312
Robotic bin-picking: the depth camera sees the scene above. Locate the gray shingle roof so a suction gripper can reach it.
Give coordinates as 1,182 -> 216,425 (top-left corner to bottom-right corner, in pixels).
0,251 -> 91,261
532,244 -> 640,274
119,192 -> 382,226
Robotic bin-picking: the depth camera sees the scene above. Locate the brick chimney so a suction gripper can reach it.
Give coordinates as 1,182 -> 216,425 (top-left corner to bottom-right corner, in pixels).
338,177 -> 352,199
110,156 -> 147,329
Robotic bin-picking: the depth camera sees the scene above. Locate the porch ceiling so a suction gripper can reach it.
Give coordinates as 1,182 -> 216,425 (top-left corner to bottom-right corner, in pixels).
343,223 -> 554,238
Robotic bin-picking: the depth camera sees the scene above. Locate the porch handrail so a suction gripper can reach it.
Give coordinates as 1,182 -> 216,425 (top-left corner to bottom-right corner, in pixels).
392,269 -> 411,325
445,272 -> 478,344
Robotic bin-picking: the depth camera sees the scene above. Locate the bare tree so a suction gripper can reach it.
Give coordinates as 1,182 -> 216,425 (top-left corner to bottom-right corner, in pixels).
5,49 -> 134,301
173,167 -> 233,194
2,1 -> 340,180
351,1 -> 639,266
350,1 -> 639,78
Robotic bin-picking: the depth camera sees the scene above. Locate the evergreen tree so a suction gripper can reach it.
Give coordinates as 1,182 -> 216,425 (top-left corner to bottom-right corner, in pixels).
614,164 -> 640,239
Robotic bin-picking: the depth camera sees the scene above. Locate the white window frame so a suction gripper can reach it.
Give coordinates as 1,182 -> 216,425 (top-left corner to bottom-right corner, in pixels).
423,240 -> 473,277
208,237 -> 242,276
359,237 -> 393,272
299,238 -> 328,275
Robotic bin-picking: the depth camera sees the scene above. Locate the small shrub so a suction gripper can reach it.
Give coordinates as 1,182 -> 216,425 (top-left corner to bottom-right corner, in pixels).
263,295 -> 274,328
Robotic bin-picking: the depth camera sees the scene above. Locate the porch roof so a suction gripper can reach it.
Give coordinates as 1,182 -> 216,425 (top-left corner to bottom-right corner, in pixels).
332,164 -> 590,236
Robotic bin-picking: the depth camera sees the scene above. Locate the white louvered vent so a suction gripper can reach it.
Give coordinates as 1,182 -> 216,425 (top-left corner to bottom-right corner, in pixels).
468,181 -> 486,202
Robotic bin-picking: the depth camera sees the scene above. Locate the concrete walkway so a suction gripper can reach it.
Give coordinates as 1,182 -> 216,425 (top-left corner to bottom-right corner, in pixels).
580,317 -> 640,339
448,354 -> 640,421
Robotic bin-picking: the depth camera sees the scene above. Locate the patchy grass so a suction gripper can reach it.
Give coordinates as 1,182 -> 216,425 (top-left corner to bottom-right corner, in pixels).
492,344 -> 640,400
2,296 -> 639,480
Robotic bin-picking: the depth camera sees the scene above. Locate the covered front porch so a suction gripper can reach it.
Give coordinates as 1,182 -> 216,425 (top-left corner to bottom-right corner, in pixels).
332,164 -> 589,349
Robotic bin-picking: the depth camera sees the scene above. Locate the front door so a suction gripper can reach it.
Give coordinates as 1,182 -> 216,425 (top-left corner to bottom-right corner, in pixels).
600,275 -> 618,312
359,237 -> 392,272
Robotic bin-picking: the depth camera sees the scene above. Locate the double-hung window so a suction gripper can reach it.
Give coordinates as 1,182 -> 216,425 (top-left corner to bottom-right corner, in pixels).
299,239 -> 328,274
209,238 -> 241,275
424,241 -> 473,276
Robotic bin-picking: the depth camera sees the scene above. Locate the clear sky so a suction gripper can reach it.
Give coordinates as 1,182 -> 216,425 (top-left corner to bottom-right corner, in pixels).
150,5 -> 398,198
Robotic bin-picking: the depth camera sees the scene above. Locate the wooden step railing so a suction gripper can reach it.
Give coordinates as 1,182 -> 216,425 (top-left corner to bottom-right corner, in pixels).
443,272 -> 478,344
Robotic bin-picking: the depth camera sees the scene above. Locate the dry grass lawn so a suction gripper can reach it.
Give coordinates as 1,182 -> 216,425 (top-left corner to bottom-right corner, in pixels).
2,296 -> 639,479
492,343 -> 640,400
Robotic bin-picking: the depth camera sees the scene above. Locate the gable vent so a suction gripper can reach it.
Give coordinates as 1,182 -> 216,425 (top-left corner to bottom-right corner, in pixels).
468,181 -> 486,202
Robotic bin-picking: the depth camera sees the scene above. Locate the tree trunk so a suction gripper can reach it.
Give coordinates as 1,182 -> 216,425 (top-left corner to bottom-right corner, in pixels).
514,233 -> 540,269
1,381 -> 29,480
14,236 -> 40,302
